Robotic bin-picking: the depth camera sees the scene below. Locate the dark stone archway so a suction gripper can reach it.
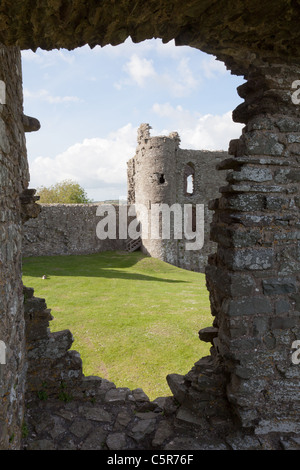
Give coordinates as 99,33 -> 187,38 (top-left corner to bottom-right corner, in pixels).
0,0 -> 299,449
1,0 -> 300,71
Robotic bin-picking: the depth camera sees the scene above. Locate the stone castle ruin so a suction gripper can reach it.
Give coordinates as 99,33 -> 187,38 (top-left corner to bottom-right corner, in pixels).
23,123 -> 228,273
0,0 -> 300,451
127,124 -> 228,272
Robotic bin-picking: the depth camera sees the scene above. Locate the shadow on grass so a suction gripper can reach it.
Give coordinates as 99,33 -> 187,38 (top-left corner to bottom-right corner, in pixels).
22,251 -> 188,284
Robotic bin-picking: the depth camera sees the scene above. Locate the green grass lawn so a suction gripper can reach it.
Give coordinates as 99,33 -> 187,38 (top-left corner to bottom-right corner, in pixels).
22,251 -> 212,400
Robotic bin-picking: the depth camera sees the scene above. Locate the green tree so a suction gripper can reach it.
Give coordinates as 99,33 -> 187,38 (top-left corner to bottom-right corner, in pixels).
37,180 -> 92,204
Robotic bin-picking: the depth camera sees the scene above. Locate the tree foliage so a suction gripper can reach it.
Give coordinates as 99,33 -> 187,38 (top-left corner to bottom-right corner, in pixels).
37,180 -> 92,204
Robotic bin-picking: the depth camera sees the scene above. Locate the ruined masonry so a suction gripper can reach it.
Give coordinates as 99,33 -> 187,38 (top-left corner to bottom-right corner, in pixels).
22,125 -> 228,273
127,124 -> 227,272
0,0 -> 300,451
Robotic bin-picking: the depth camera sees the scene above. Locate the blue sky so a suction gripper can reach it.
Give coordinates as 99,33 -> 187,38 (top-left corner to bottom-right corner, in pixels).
21,38 -> 245,202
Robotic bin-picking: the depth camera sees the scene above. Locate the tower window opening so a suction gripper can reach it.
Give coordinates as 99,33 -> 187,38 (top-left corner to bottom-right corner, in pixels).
185,163 -> 195,195
186,174 -> 194,194
159,174 -> 165,184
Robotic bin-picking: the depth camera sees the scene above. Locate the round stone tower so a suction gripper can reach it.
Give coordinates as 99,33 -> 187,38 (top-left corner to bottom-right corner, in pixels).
128,124 -> 181,264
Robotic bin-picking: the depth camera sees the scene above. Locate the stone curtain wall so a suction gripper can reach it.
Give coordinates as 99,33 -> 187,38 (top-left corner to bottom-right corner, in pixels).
22,204 -> 126,257
0,46 -> 30,449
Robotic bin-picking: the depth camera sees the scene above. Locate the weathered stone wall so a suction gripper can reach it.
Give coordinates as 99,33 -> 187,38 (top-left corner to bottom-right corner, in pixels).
21,285 -> 233,451
0,46 -> 30,449
22,203 -> 126,257
210,62 -> 300,434
168,61 -> 300,439
127,124 -> 228,272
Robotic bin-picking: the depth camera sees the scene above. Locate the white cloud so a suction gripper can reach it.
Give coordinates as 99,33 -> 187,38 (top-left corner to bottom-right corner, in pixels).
179,112 -> 242,150
24,88 -> 82,104
123,54 -> 156,87
160,57 -> 199,97
119,52 -> 199,97
152,103 -> 243,150
29,109 -> 243,201
177,58 -> 198,89
21,48 -> 75,67
21,50 -> 44,63
29,124 -> 137,200
22,39 -> 244,201
201,55 -> 227,79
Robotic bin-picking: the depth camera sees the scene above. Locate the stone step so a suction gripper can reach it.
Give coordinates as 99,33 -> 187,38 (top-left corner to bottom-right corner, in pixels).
126,237 -> 142,252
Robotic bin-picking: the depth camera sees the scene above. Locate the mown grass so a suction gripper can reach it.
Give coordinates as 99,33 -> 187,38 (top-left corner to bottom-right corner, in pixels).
22,251 -> 212,400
